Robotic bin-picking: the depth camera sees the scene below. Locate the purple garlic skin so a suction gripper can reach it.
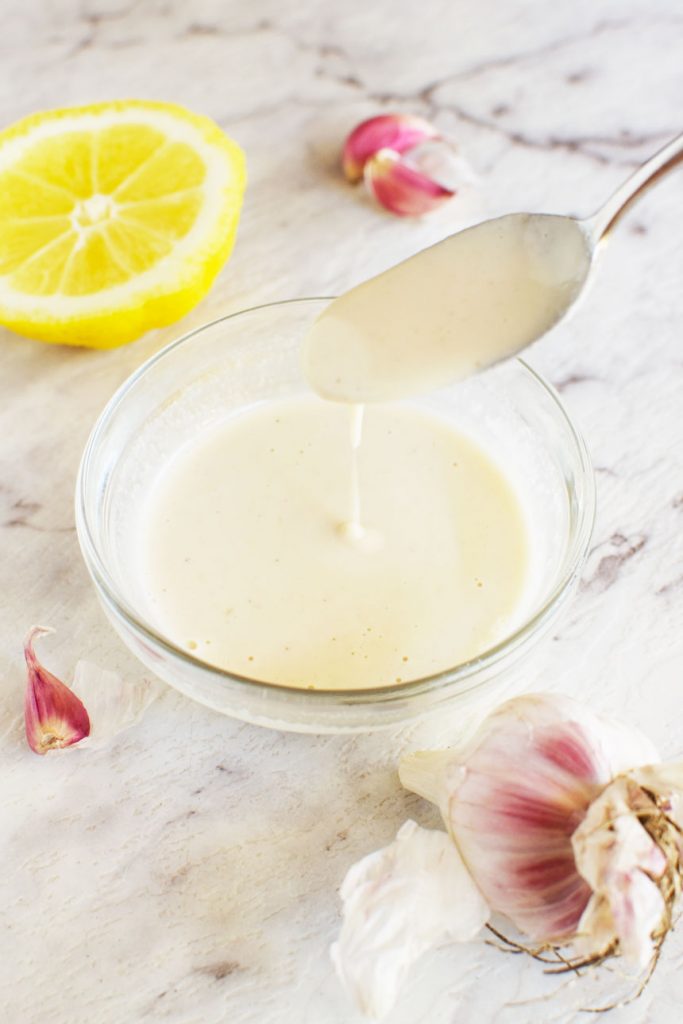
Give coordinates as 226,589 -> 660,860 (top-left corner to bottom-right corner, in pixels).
24,626 -> 90,755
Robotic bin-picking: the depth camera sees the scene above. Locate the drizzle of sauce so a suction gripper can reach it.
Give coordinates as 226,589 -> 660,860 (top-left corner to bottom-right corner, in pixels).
338,403 -> 367,544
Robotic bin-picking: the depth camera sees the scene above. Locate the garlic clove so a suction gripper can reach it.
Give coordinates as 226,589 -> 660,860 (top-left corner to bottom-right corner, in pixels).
399,695 -> 659,943
342,113 -> 439,183
363,148 -> 455,217
24,626 -> 90,755
23,628 -> 163,755
331,819 -> 489,1020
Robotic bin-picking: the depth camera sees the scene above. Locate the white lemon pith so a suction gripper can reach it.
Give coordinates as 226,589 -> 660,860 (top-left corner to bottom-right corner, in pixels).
0,100 -> 246,347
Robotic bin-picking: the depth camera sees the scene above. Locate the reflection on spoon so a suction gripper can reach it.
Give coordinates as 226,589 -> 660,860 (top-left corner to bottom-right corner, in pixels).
304,133 -> 682,404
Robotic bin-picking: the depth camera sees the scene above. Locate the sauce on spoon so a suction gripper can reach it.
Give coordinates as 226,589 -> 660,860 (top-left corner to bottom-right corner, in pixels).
305,132 -> 683,403
304,213 -> 591,403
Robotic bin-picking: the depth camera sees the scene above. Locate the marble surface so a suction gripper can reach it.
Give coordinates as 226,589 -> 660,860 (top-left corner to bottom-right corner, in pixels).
2,1 -> 683,1021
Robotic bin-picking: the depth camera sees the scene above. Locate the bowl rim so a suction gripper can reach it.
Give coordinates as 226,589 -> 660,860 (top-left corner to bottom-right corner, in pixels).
75,297 -> 596,707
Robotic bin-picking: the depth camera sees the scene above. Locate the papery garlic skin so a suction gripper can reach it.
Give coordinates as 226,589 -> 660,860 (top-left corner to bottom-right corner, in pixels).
364,149 -> 455,217
342,114 -> 439,183
631,761 -> 683,842
331,820 -> 489,1020
572,774 -> 672,969
72,661 -> 163,749
24,626 -> 90,755
399,695 -> 659,943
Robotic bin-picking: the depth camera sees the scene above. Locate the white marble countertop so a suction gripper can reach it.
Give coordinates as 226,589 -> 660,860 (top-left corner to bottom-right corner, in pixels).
2,2 -> 683,1022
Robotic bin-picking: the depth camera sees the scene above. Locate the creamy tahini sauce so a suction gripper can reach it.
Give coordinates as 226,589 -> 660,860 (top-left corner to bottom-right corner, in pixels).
141,397 -> 530,690
139,213 -> 590,689
303,213 -> 591,403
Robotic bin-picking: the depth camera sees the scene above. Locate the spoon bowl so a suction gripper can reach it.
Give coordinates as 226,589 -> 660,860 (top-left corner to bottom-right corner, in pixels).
304,213 -> 592,403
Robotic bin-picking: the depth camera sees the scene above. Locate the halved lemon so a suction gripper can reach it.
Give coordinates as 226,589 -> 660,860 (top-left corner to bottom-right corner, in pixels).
0,100 -> 246,347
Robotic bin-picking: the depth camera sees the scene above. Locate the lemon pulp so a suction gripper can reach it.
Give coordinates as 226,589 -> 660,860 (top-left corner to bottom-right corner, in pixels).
0,101 -> 246,346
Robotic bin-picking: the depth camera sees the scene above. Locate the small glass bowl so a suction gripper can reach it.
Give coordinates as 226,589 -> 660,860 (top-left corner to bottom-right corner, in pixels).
76,298 -> 595,733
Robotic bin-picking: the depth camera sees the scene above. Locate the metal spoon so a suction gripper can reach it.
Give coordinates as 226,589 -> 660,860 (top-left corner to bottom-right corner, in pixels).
304,133 -> 683,403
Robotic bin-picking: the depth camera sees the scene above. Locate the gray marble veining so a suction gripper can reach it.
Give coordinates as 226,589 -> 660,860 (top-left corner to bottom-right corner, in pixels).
1,2 -> 682,1022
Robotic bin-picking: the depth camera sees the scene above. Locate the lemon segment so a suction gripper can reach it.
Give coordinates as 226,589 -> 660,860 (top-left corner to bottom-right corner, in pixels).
0,101 -> 246,347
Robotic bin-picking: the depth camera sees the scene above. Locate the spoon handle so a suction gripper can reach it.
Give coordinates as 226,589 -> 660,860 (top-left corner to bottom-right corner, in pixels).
585,132 -> 683,244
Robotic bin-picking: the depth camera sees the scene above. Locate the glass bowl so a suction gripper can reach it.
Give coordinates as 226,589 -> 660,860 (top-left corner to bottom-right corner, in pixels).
76,298 -> 595,733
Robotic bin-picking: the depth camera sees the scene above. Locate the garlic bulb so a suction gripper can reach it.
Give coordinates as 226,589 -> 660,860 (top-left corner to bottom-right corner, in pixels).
333,694 -> 683,1018
400,694 -> 659,943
